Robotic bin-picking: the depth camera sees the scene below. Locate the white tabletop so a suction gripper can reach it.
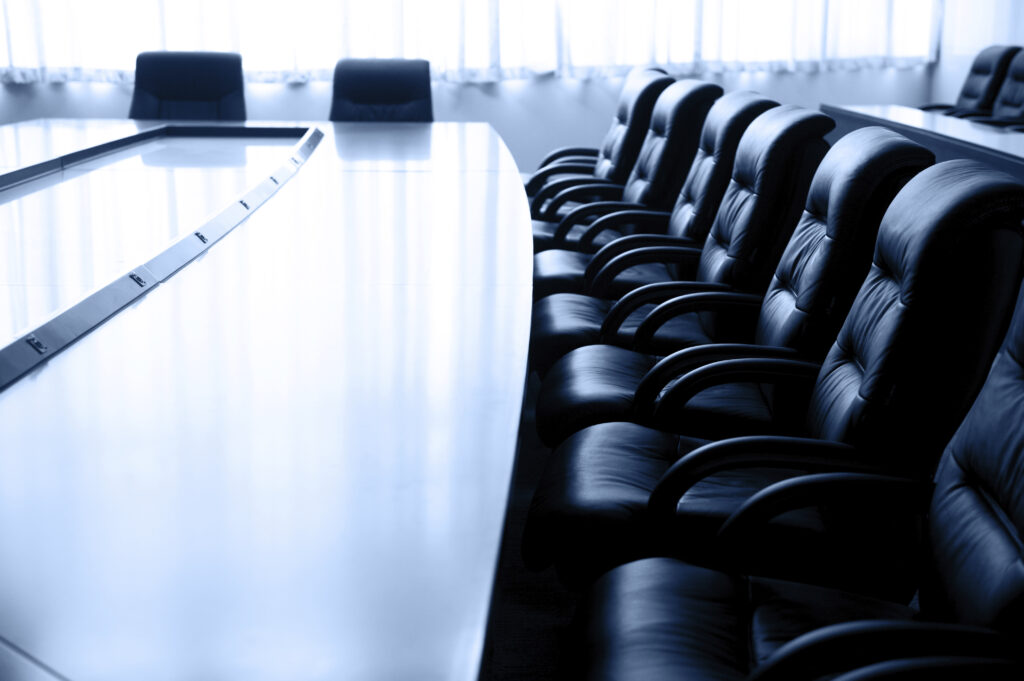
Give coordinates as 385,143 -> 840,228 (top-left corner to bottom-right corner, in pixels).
821,103 -> 1024,161
0,120 -> 533,681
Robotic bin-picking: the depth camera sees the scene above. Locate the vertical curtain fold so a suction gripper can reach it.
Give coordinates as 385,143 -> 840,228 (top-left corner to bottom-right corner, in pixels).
0,0 -> 940,84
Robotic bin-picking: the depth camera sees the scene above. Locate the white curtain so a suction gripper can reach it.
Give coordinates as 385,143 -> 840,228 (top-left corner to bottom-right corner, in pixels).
0,0 -> 941,84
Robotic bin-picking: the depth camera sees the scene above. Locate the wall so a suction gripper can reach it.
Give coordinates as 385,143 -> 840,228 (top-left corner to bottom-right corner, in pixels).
932,0 -> 1024,104
0,65 -> 932,171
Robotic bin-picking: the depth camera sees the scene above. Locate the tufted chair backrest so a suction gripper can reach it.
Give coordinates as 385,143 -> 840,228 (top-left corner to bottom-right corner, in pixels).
990,50 -> 1024,119
754,127 -> 935,358
592,68 -> 674,183
926,280 -> 1024,631
666,91 -> 778,246
619,79 -> 722,208
694,105 -> 834,339
955,45 -> 1021,112
805,161 -> 1024,474
129,51 -> 246,121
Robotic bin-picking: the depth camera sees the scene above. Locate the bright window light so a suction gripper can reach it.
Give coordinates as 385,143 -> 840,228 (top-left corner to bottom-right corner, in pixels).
0,0 -> 939,84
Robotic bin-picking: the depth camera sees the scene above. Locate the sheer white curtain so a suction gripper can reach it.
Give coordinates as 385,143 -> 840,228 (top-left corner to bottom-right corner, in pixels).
0,0 -> 940,84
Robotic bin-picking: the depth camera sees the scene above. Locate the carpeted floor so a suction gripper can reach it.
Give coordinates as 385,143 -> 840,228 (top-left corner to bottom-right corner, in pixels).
478,373 -> 579,681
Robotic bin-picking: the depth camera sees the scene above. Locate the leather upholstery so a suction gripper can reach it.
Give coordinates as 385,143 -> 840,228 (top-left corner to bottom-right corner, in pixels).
618,79 -> 723,209
956,45 -> 1021,112
573,251 -> 1024,681
524,160 -> 1024,585
593,68 -> 674,184
532,91 -> 778,300
532,80 -> 722,251
926,45 -> 1021,115
129,52 -> 246,121
529,105 -> 834,377
987,50 -> 1024,120
535,112 -> 907,448
329,59 -> 433,122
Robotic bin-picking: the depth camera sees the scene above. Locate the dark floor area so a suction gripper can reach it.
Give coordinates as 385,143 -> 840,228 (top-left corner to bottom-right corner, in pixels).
478,373 -> 578,681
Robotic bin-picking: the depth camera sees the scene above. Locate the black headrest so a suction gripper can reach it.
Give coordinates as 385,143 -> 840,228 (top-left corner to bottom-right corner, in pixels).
732,104 -> 835,192
330,59 -> 433,122
594,69 -> 674,183
133,51 -> 244,99
622,79 -> 722,207
667,91 -> 778,242
926,276 -> 1024,631
991,50 -> 1024,118
806,160 -> 1024,469
695,104 -> 834,293
756,126 -> 935,355
130,51 -> 246,121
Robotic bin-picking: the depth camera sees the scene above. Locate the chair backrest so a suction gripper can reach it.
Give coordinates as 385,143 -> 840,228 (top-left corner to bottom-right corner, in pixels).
954,45 -> 1021,111
619,79 -> 722,209
666,91 -> 778,244
592,68 -> 674,183
329,58 -> 433,122
694,105 -> 834,338
804,161 -> 1024,473
989,50 -> 1024,119
925,280 -> 1024,630
129,52 -> 246,121
754,127 -> 935,357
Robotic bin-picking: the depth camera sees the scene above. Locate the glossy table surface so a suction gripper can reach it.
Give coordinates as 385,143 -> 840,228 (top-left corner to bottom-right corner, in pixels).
0,120 -> 533,681
821,104 -> 1024,159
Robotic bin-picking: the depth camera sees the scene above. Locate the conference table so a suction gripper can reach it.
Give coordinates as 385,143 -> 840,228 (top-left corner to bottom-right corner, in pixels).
0,118 -> 533,680
821,103 -> 1024,181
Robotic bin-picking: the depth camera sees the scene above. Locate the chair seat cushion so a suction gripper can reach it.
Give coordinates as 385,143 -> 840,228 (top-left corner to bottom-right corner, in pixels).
535,342 -> 779,445
579,558 -> 915,681
529,295 -> 713,376
533,248 -> 676,300
524,422 -> 826,584
536,345 -> 659,446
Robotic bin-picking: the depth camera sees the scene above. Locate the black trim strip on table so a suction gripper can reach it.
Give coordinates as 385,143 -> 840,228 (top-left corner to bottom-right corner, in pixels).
0,124 -> 324,393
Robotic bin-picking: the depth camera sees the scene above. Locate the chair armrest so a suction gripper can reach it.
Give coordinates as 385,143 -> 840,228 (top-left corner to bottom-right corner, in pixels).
651,357 -> 820,423
540,183 -> 626,221
716,472 -> 931,554
752,621 -> 1021,681
538,145 -> 598,168
598,281 -> 733,341
576,209 -> 677,252
524,162 -> 600,196
584,231 -> 697,285
530,176 -> 620,217
588,246 -> 704,297
647,435 -> 867,516
919,103 -> 952,112
631,339 -> 795,416
632,291 -> 763,351
551,201 -> 648,243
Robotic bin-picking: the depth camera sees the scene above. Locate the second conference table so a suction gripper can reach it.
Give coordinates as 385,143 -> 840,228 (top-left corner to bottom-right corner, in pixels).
0,119 -> 533,681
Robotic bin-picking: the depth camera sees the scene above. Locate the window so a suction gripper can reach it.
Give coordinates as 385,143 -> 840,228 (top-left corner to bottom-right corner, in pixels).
0,0 -> 940,84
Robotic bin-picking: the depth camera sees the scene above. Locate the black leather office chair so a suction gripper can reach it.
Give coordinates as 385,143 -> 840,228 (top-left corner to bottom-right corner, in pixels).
529,105 -> 834,376
532,80 -> 723,252
523,160 -> 1024,588
920,45 -> 1020,116
329,58 -> 433,122
532,127 -> 935,447
524,67 -> 672,196
533,91 -> 778,301
960,50 -> 1024,126
572,266 -> 1024,680
129,52 -> 246,121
